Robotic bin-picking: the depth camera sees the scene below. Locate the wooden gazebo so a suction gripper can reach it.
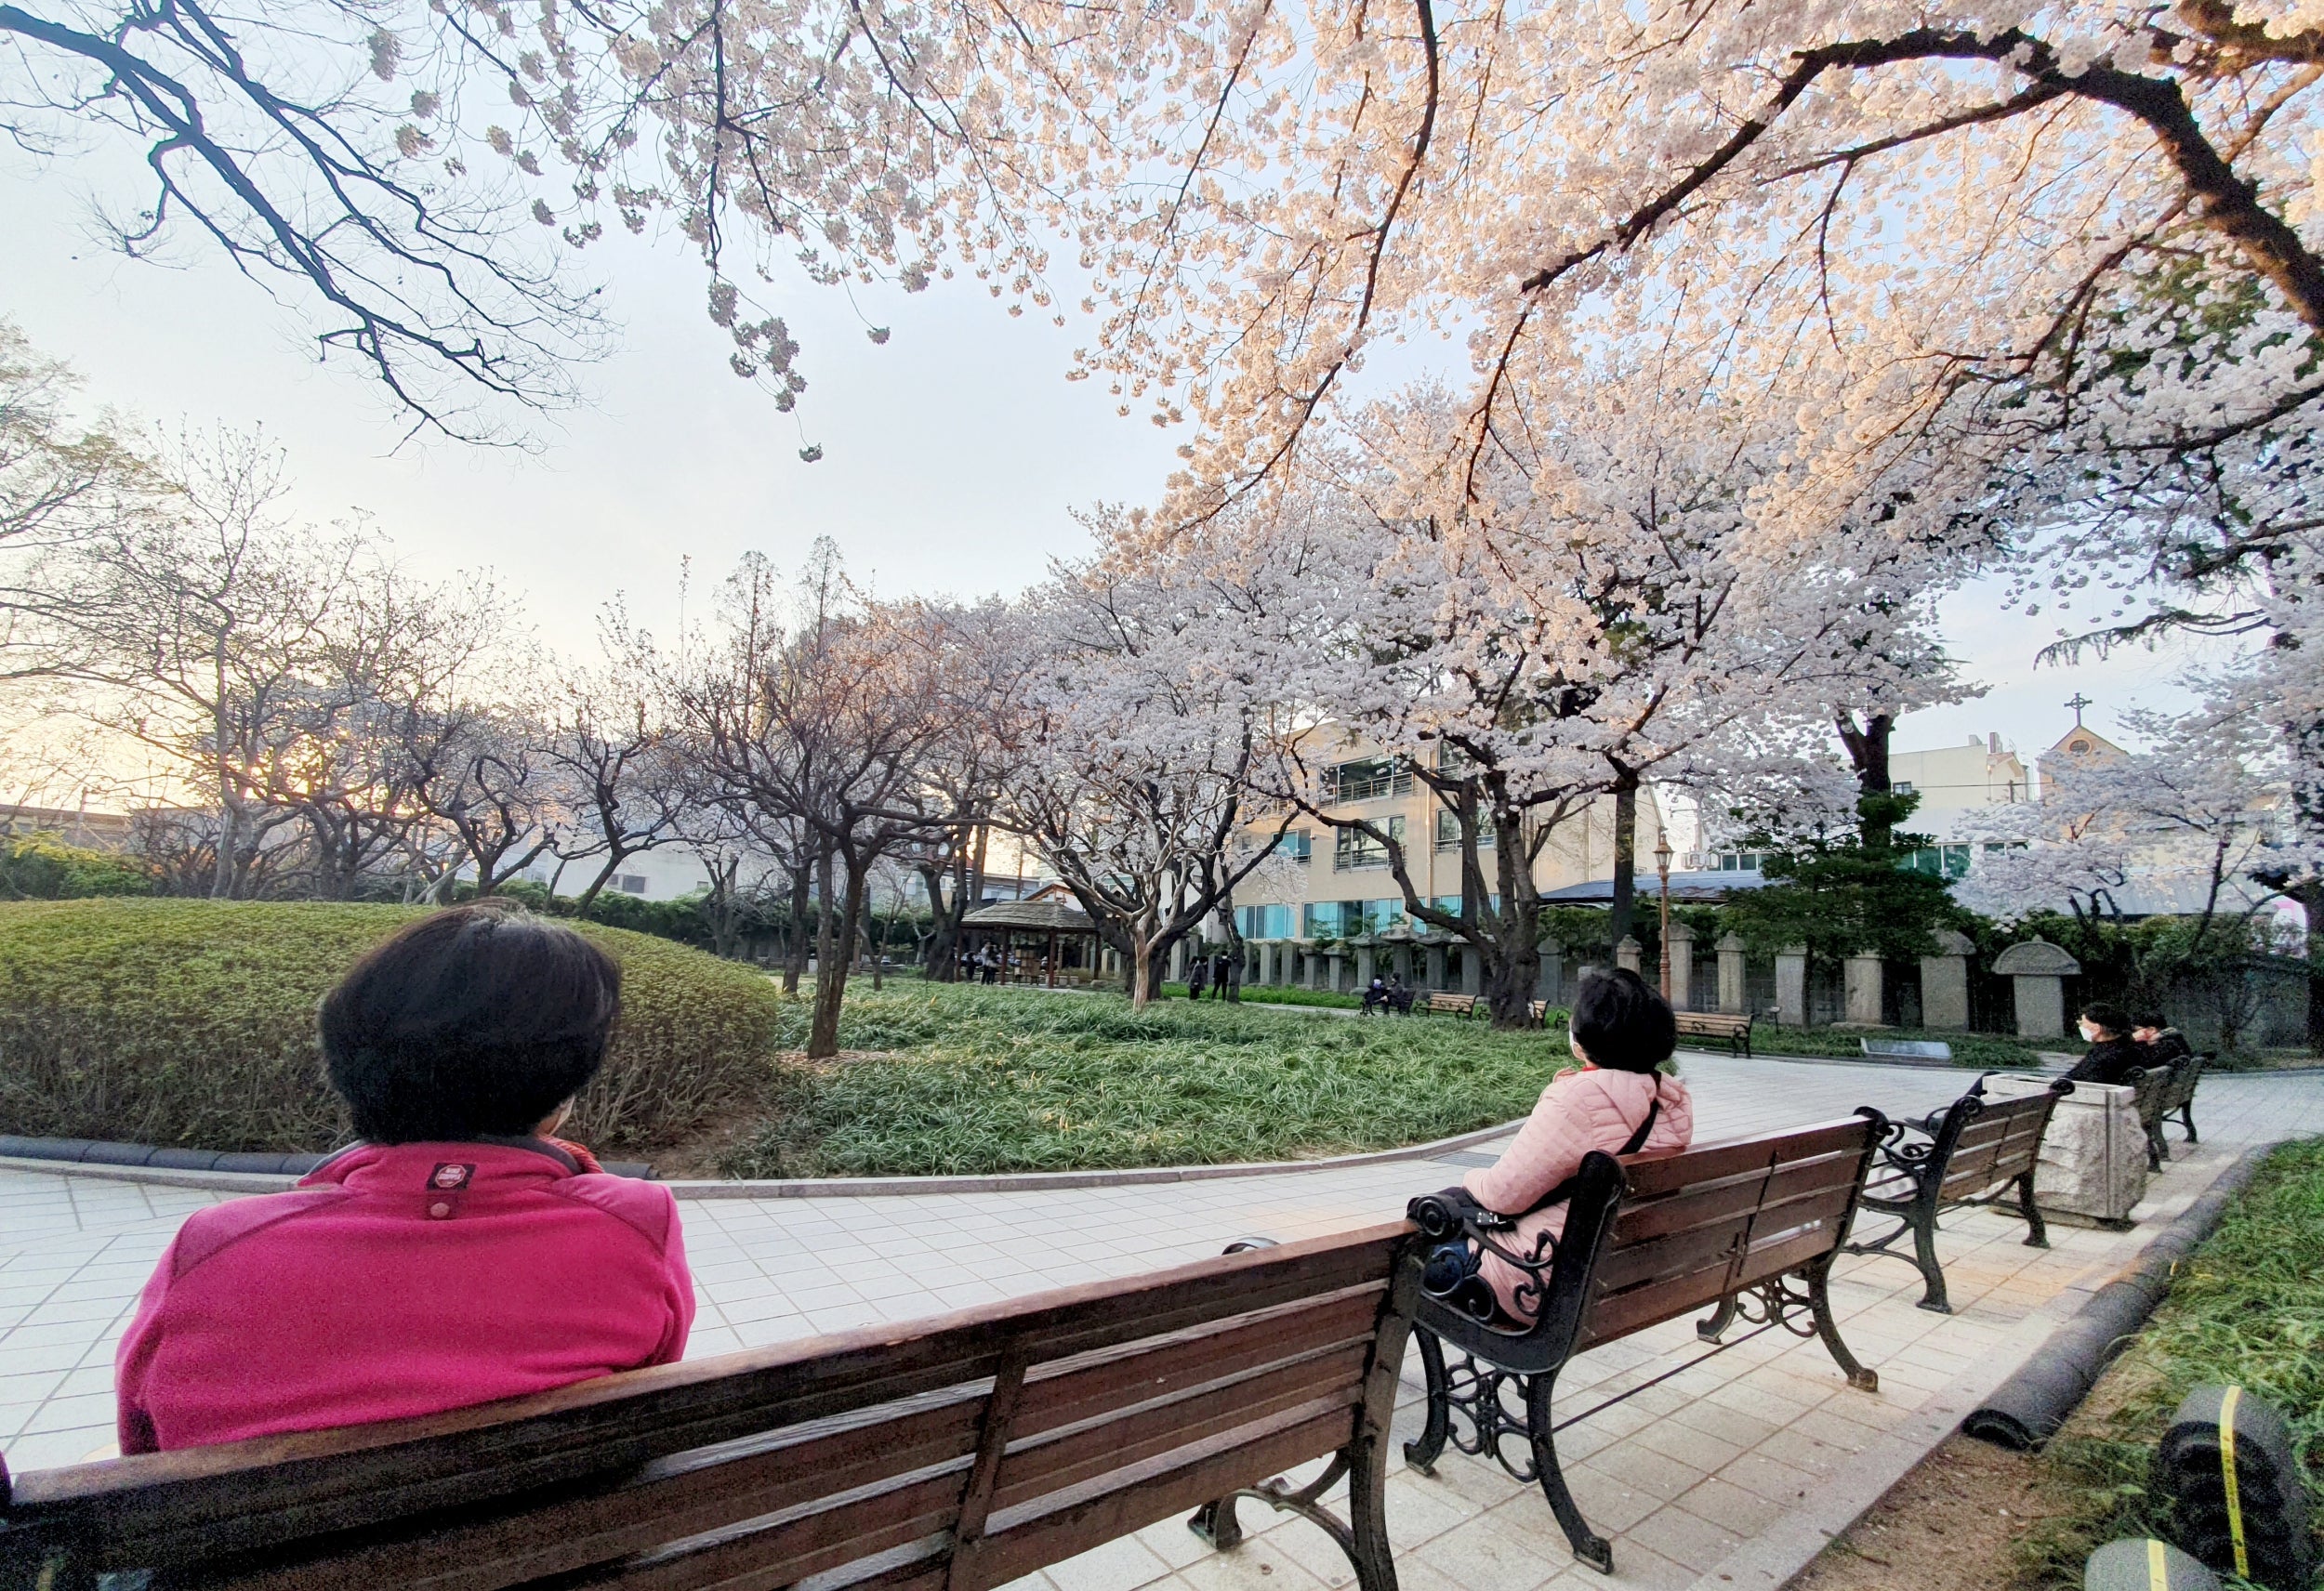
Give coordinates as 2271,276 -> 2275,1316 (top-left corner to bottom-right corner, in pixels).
960,897 -> 1102,987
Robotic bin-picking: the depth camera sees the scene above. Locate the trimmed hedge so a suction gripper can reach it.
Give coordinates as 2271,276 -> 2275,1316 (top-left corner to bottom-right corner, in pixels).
0,900 -> 786,1154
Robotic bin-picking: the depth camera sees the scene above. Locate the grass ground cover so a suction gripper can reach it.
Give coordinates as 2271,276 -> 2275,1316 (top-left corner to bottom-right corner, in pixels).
721,982 -> 1575,1177
2025,1136 -> 2324,1585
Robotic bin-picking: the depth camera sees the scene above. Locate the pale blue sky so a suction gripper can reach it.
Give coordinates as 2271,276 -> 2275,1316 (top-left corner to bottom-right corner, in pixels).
2,157 -> 2215,765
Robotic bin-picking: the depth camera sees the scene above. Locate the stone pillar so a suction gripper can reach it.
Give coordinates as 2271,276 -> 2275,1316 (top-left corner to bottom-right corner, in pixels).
1425,942 -> 1447,990
1305,946 -> 1322,991
1921,929 -> 1973,1030
1981,1073 -> 2147,1225
1662,920 -> 1695,1011
1992,939 -> 2081,1040
1716,933 -> 1748,1015
1775,944 -> 1808,1026
1169,939 -> 1186,981
1536,940 -> 1562,1003
1843,951 -> 1884,1026
1394,944 -> 1415,985
1460,948 -> 1482,995
1258,942 -> 1275,987
1615,936 -> 1643,975
1353,944 -> 1374,988
1326,952 -> 1345,993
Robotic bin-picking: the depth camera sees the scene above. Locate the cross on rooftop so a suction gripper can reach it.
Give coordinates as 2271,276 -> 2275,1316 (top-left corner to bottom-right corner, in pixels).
2066,691 -> 2094,727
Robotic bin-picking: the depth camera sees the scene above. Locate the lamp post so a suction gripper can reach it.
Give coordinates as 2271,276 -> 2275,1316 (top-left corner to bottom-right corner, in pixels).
1655,825 -> 1674,1000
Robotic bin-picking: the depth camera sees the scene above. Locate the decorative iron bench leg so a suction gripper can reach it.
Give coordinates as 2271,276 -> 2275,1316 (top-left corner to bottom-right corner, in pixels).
1807,1261 -> 1880,1393
2175,1100 -> 2198,1144
2146,1120 -> 2167,1172
1191,1448 -> 1397,1591
1526,1371 -> 1612,1574
2014,1170 -> 2049,1249
1402,1327 -> 1452,1475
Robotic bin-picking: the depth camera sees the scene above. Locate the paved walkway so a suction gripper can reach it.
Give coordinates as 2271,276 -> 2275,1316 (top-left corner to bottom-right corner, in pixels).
3,1057 -> 2319,1590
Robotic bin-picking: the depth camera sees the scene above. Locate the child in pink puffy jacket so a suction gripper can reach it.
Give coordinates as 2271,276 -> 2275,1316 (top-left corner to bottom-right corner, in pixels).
1459,967 -> 1694,1321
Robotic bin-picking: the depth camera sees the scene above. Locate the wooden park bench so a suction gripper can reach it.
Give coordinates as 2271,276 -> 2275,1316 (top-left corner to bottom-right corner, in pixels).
1841,1074 -> 2071,1314
0,1227 -> 1418,1591
1859,1037 -> 1953,1063
1423,993 -> 1483,1019
2128,1055 -> 2208,1170
1398,1114 -> 1887,1574
1672,1010 -> 1754,1057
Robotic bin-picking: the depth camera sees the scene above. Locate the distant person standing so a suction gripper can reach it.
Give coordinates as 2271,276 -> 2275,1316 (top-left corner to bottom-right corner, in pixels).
1186,955 -> 1209,1000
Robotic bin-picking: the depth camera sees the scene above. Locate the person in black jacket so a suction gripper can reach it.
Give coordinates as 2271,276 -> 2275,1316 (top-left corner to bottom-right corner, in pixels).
2133,1010 -> 2194,1070
2066,1001 -> 2146,1085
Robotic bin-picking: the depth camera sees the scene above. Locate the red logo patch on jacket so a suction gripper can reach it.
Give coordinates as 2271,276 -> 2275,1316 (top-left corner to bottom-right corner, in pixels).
429,1164 -> 475,1190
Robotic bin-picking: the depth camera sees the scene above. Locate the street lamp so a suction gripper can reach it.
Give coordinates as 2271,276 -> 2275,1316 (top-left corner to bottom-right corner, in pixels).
1654,825 -> 1674,999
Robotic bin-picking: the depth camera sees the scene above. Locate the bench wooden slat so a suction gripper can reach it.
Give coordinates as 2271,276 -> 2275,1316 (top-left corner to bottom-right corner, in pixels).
1579,1183 -> 1860,1346
991,1347 -> 1369,1513
1013,1285 -> 1383,1439
966,1400 -> 1355,1590
200,1389 -> 990,1591
1610,1145 -> 1864,1246
1618,1119 -> 1868,1200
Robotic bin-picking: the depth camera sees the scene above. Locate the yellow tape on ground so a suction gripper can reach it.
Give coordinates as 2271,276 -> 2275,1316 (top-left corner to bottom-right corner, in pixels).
2221,1385 -> 2249,1579
2149,1537 -> 2171,1589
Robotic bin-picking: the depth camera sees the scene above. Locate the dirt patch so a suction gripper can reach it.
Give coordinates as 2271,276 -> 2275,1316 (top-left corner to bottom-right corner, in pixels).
1788,1435 -> 2074,1591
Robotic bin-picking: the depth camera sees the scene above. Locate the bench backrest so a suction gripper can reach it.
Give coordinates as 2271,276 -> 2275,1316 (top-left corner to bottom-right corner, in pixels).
2128,1064 -> 2175,1128
1426,993 -> 1475,1014
0,1226 -> 1411,1591
1406,1115 -> 1882,1375
2159,1055 -> 2207,1112
1932,1083 -> 2065,1203
1575,1114 -> 1882,1352
1675,1013 -> 1751,1033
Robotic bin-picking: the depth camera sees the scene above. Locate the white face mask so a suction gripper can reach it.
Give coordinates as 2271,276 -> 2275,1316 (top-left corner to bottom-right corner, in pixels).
2078,1019 -> 2101,1042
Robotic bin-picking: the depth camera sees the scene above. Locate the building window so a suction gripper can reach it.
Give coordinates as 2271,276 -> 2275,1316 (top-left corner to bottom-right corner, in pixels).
617,874 -> 649,895
1901,844 -> 1974,880
1237,903 -> 1294,939
1893,781 -> 1915,796
1281,830 -> 1314,861
1330,757 -> 1412,803
1360,899 -> 1406,933
1302,902 -> 1343,939
1714,852 -> 1769,872
1334,817 -> 1405,870
1433,807 -> 1495,851
1428,892 -> 1501,916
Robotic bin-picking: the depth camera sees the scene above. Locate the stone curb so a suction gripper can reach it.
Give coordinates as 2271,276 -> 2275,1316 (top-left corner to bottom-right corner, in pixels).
0,1116 -> 1526,1199
1681,1144 -> 2259,1591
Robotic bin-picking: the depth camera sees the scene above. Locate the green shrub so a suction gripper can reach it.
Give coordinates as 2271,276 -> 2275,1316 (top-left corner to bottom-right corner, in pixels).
0,899 -> 786,1153
0,834 -> 152,900
723,982 -> 1576,1177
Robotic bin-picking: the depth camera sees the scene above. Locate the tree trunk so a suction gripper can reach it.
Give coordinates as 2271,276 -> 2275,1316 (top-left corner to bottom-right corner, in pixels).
812,847 -> 838,987
2298,881 -> 2324,1056
806,857 -> 867,1059
1129,927 -> 1157,1008
1484,927 -> 1542,1029
782,863 -> 812,994
1838,711 -> 1896,848
1609,774 -> 1639,944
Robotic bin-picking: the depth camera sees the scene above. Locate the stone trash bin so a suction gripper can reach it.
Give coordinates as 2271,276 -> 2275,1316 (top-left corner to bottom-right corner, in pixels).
1981,1072 -> 2149,1227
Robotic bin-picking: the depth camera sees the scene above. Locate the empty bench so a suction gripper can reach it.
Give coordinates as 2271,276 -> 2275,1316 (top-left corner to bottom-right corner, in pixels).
1423,993 -> 1483,1019
1673,1011 -> 1754,1057
1860,1038 -> 1953,1063
0,1226 -> 1417,1591
1400,1114 -> 1887,1573
1842,1075 -> 2071,1313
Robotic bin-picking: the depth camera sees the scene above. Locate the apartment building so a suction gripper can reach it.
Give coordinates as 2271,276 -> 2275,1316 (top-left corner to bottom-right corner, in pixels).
1231,739 -> 1681,943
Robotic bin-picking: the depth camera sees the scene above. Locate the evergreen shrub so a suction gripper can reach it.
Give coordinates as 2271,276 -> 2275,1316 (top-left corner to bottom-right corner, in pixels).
0,899 -> 785,1153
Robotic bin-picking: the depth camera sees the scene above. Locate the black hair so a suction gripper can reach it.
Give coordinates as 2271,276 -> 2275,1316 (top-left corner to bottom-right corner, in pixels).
2133,1009 -> 2170,1031
1569,967 -> 1676,1073
2080,1001 -> 2133,1039
319,902 -> 621,1143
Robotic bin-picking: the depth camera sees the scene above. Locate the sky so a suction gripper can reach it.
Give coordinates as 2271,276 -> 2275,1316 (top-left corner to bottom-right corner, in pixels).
2,154 -> 2225,773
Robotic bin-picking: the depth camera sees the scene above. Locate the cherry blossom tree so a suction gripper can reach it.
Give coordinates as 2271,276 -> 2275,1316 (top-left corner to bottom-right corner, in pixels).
999,547 -> 1300,1008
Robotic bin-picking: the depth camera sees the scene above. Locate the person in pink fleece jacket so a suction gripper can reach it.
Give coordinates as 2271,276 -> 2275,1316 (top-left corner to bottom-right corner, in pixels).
1459,968 -> 1694,1321
116,903 -> 694,1453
